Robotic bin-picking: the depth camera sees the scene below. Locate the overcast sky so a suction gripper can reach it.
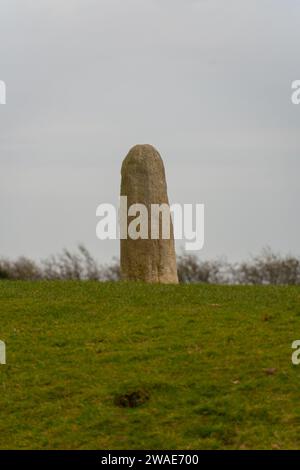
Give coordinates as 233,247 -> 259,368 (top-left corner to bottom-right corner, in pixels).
1,0 -> 299,263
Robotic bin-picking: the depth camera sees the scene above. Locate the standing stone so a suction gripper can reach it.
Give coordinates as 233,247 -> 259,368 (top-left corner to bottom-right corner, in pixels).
120,144 -> 178,283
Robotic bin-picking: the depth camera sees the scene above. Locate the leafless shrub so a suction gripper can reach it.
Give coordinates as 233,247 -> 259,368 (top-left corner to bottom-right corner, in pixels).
100,257 -> 121,281
41,246 -> 121,281
41,245 -> 103,280
0,263 -> 9,280
234,247 -> 300,285
177,253 -> 229,284
177,248 -> 300,285
0,246 -> 112,281
0,257 -> 42,280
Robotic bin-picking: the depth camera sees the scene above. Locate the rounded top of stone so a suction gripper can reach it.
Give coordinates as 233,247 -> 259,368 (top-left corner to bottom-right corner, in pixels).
122,144 -> 163,174
128,144 -> 159,155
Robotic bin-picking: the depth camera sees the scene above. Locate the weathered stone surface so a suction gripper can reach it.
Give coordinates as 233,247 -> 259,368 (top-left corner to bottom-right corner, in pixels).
120,144 -> 178,283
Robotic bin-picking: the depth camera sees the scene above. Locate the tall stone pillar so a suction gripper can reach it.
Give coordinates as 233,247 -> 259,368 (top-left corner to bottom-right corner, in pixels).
120,144 -> 178,283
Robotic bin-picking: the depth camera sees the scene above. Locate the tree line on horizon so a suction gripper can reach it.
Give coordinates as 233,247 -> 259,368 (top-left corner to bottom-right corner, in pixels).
0,245 -> 300,285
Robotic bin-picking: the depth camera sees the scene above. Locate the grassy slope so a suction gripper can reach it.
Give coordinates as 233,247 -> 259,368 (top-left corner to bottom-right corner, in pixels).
0,281 -> 300,450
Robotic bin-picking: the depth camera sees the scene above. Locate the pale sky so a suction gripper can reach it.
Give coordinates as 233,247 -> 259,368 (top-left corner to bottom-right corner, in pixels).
1,0 -> 299,262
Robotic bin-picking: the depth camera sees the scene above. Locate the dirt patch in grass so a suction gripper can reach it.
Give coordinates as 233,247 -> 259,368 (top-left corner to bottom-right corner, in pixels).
115,389 -> 150,408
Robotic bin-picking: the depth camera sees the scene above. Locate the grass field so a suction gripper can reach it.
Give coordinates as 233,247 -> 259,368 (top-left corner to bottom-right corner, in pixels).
0,281 -> 300,450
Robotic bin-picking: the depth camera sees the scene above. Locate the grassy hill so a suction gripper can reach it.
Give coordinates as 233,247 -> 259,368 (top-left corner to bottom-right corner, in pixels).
0,281 -> 299,449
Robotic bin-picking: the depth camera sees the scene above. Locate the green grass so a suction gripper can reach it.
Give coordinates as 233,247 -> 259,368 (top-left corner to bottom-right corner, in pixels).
0,281 -> 300,449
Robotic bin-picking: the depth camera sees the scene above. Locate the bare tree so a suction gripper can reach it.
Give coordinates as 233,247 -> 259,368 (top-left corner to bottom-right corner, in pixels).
235,247 -> 300,285
177,253 -> 229,284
